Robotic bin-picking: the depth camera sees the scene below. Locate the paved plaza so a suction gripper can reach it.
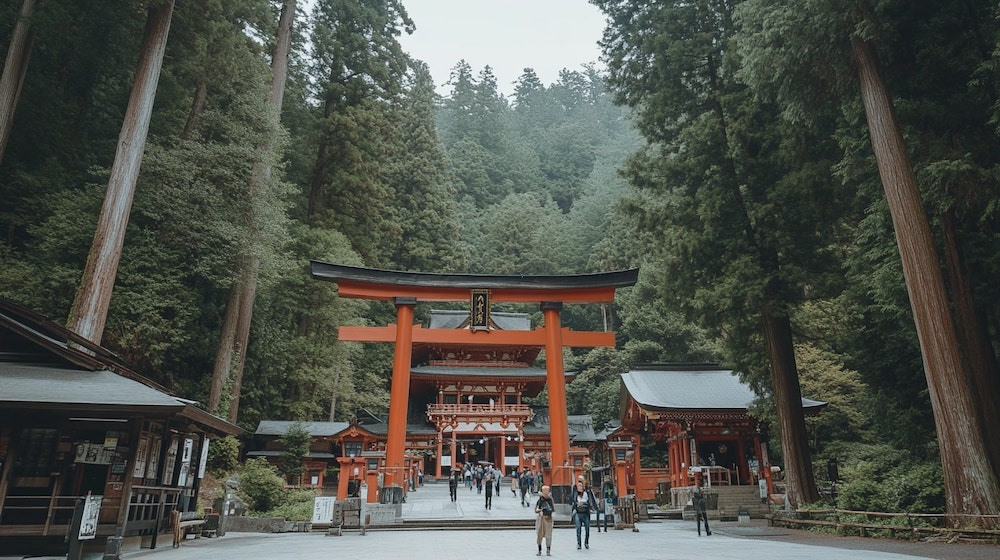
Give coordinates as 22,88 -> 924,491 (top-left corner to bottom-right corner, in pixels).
15,479 -> 997,560
128,480 -> 997,560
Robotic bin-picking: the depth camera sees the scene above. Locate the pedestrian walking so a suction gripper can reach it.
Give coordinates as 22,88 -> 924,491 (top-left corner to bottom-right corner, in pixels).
571,475 -> 599,549
693,484 -> 711,536
448,471 -> 459,502
485,468 -> 494,509
534,485 -> 555,556
520,467 -> 531,506
594,486 -> 612,532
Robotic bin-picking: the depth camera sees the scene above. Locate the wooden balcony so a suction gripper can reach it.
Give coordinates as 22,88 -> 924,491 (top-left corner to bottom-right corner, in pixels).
426,403 -> 534,429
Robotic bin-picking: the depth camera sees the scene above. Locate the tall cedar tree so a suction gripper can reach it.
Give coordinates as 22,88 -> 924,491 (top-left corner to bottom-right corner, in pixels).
67,0 -> 175,344
736,0 -> 1000,522
383,60 -> 465,272
594,0 -> 847,506
305,0 -> 411,264
210,0 -> 297,423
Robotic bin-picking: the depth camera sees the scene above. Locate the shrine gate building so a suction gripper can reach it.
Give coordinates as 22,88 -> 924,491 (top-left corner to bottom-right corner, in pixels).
310,262 -> 638,493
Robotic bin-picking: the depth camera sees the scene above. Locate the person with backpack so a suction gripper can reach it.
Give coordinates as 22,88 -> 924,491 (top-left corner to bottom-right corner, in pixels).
571,475 -> 599,549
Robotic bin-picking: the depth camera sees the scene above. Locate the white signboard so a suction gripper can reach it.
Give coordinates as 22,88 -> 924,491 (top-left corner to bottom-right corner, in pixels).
198,439 -> 210,478
312,496 -> 337,524
79,494 -> 102,540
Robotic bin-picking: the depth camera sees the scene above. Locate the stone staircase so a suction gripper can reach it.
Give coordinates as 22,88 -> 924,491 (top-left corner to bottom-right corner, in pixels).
649,485 -> 769,521
707,485 -> 768,520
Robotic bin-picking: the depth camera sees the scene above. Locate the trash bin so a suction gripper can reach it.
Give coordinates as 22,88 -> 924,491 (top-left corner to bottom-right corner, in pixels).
738,506 -> 751,525
704,492 -> 718,510
103,536 -> 123,560
379,484 -> 404,504
656,481 -> 671,505
550,484 -> 572,506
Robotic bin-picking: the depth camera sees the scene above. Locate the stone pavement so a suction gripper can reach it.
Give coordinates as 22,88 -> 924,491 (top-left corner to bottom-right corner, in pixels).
396,476 -> 552,522
15,479 -> 996,560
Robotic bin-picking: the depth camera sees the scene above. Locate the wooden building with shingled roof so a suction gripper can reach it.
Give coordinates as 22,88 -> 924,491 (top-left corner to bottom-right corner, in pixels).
0,298 -> 242,556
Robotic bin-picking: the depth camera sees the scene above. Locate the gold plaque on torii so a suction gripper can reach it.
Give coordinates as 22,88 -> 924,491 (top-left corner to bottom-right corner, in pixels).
470,289 -> 490,331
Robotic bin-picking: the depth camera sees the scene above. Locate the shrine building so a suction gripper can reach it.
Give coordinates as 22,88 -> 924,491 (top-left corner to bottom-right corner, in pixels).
606,364 -> 826,515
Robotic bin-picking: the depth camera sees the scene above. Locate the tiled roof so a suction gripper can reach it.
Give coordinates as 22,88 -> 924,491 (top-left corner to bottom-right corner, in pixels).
1,362 -> 185,409
255,421 -> 351,437
567,415 -> 597,442
621,366 -> 826,411
428,309 -> 531,331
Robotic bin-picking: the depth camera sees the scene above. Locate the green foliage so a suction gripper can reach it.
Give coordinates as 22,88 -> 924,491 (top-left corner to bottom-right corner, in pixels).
796,343 -> 871,452
565,348 -> 630,430
277,423 -> 312,482
206,436 -> 241,477
260,488 -> 318,521
237,457 -> 287,513
833,444 -> 944,514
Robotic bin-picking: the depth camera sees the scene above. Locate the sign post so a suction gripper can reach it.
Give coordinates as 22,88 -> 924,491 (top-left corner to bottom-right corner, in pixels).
67,493 -> 102,560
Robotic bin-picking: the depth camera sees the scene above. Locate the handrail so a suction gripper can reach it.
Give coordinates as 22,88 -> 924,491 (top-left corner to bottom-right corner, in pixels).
769,508 -> 1000,539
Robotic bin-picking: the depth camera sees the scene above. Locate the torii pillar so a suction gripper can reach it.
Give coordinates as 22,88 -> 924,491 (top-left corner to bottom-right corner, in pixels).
385,297 -> 416,488
542,301 -> 571,485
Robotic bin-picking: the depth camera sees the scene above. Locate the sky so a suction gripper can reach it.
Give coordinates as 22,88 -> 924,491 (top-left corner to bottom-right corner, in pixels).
397,0 -> 607,96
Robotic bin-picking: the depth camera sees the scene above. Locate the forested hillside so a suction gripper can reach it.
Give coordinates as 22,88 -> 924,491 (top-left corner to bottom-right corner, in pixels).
0,0 -> 998,517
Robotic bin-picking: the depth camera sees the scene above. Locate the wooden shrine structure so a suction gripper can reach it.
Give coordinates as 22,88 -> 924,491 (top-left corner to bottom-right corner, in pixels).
615,365 -> 826,505
310,262 -> 638,490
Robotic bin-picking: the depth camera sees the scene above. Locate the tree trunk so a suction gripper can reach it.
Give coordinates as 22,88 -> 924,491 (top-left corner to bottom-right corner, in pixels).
762,307 -> 819,508
227,259 -> 258,424
941,210 -> 1000,476
208,283 -> 241,413
67,0 -> 175,343
215,0 -> 296,424
0,0 -> 37,168
180,80 -> 207,140
852,37 -> 1000,522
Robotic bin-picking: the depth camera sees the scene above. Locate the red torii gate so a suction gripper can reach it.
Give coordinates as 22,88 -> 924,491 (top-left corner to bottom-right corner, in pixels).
311,262 -> 638,488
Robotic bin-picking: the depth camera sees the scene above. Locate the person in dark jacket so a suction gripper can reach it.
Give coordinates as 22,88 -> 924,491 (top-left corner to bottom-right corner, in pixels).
693,484 -> 711,536
485,468 -> 495,509
448,471 -> 459,502
520,467 -> 531,506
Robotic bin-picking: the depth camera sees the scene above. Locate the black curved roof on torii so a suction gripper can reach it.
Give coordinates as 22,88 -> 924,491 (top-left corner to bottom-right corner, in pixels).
310,261 -> 640,290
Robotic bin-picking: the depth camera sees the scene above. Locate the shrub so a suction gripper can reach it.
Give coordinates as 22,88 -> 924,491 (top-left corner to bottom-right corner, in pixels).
831,443 -> 943,513
263,488 -> 318,521
206,435 -> 240,476
237,457 -> 286,513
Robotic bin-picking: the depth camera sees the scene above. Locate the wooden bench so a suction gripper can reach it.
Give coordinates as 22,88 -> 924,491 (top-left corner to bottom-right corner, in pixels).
170,510 -> 206,548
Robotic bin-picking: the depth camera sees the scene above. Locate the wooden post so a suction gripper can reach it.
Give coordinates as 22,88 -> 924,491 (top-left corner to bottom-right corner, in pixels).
499,436 -> 506,472
435,430 -> 443,478
541,302 -> 570,485
384,297 -> 415,488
